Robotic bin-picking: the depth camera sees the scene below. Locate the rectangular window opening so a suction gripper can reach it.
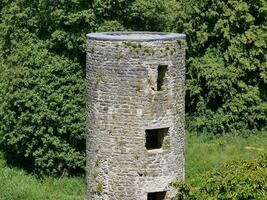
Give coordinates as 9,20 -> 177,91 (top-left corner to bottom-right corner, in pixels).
157,65 -> 168,91
147,191 -> 167,200
145,128 -> 169,150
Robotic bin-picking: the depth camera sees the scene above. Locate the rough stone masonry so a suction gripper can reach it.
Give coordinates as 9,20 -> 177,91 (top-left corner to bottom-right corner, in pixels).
86,32 -> 186,200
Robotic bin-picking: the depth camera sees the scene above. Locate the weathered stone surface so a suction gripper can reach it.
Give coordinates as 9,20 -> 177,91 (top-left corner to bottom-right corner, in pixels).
86,32 -> 186,200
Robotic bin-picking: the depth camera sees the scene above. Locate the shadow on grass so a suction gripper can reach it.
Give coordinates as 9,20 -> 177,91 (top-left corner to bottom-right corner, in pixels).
0,147 -> 85,178
1,148 -> 35,174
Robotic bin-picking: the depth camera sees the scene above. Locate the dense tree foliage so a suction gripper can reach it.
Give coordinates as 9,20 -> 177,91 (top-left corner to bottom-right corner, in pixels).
171,154 -> 267,199
0,0 -> 266,175
173,0 -> 267,133
0,39 -> 85,176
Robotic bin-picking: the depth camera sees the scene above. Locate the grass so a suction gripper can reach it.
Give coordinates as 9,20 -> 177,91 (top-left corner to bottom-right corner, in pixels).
0,131 -> 266,199
0,153 -> 85,200
185,131 -> 267,185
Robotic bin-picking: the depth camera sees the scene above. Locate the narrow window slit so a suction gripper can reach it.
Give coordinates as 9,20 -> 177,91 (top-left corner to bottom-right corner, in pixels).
147,191 -> 167,200
157,65 -> 168,91
145,128 -> 169,150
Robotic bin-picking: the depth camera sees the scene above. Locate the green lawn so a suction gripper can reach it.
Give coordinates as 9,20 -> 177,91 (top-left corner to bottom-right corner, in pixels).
0,132 -> 266,199
185,131 -> 267,185
0,153 -> 85,200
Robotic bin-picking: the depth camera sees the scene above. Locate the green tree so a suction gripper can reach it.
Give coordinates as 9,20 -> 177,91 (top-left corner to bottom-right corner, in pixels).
173,0 -> 267,134
0,38 -> 85,176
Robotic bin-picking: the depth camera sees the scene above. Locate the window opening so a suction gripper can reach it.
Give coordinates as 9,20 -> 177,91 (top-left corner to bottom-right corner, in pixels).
157,65 -> 168,91
147,191 -> 167,200
145,128 -> 169,150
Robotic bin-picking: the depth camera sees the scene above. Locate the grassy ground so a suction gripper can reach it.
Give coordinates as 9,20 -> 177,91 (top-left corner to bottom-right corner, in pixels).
0,153 -> 85,200
185,131 -> 267,185
0,132 -> 266,199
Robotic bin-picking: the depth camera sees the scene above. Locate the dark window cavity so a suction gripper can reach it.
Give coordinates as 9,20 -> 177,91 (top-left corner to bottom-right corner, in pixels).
145,128 -> 169,150
147,191 -> 167,200
157,65 -> 168,91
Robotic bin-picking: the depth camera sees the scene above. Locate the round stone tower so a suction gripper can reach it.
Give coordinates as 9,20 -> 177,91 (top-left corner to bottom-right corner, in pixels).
86,32 -> 186,200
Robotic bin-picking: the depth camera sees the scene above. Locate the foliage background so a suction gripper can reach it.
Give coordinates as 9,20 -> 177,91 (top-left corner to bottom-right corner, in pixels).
175,0 -> 267,134
0,0 -> 266,175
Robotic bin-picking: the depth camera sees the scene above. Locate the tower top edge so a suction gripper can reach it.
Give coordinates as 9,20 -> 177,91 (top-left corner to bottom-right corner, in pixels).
87,32 -> 186,42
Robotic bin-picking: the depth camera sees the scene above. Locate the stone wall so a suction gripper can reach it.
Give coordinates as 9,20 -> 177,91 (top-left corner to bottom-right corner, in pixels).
86,32 -> 186,200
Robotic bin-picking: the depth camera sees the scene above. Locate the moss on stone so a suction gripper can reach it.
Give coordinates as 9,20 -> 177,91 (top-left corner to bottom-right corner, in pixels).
143,47 -> 154,55
176,39 -> 186,48
162,138 -> 171,150
135,82 -> 143,92
96,181 -> 103,195
134,154 -> 139,160
112,112 -> 116,119
95,70 -> 104,85
125,42 -> 142,49
90,44 -> 96,53
116,52 -> 123,59
93,171 -> 98,178
143,170 -> 148,177
95,156 -> 100,167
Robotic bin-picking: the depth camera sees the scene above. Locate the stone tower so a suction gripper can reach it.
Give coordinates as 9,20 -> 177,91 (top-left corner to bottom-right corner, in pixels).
86,32 -> 186,200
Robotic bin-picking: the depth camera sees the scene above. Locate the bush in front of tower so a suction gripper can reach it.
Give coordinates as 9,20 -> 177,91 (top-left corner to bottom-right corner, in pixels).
171,154 -> 267,199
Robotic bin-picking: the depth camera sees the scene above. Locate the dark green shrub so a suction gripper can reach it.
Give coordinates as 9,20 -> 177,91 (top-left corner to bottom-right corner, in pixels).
128,0 -> 177,31
171,154 -> 267,199
173,0 -> 267,134
0,0 -> 95,66
0,39 -> 85,176
92,0 -> 177,31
